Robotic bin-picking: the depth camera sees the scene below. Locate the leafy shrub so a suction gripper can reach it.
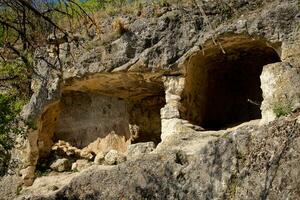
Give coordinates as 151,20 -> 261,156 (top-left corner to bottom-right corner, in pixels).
0,60 -> 29,150
0,93 -> 25,149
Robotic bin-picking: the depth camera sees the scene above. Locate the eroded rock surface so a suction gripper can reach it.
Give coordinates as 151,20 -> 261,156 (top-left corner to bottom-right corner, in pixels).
261,62 -> 300,123
21,114 -> 300,200
6,0 -> 300,198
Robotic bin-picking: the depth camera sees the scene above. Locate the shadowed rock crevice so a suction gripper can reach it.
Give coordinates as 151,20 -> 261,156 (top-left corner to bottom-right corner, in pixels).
181,38 -> 281,130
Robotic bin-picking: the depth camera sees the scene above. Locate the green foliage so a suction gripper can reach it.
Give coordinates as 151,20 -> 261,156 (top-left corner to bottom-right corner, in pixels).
273,101 -> 293,117
0,60 -> 30,149
77,0 -> 107,13
0,94 -> 22,149
16,185 -> 22,195
75,0 -> 141,13
56,0 -> 131,15
0,60 -> 30,81
0,26 -> 4,46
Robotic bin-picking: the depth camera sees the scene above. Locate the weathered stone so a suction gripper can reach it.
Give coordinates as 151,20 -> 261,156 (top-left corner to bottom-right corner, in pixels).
79,150 -> 94,160
24,131 -> 39,168
126,142 -> 155,159
94,153 -> 105,165
81,132 -> 130,157
50,158 -> 71,172
281,32 -> 300,66
25,115 -> 300,200
104,150 -> 126,165
71,159 -> 91,172
160,105 -> 180,119
161,76 -> 185,139
54,93 -> 132,150
0,174 -> 22,199
16,0 -> 300,190
260,62 -> 300,124
161,118 -> 196,140
20,166 -> 36,186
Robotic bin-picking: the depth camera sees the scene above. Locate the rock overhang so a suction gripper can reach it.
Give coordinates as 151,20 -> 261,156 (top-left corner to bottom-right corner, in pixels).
62,72 -> 165,100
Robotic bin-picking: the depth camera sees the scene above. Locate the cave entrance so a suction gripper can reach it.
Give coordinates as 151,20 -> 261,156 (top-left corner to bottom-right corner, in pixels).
37,73 -> 165,160
182,38 -> 281,130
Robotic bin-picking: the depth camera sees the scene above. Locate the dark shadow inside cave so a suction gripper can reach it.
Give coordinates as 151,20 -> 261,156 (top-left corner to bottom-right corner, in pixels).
182,39 -> 281,130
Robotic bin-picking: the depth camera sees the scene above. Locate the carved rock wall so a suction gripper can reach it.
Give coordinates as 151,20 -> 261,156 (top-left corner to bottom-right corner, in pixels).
54,91 -> 131,149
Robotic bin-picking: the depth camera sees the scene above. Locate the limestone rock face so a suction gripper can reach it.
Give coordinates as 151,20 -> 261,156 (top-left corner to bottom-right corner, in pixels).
260,62 -> 300,123
12,0 -> 300,194
21,0 -> 300,126
0,175 -> 22,200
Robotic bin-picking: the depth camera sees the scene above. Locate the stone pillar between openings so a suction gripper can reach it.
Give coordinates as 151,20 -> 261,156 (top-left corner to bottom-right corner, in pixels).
160,76 -> 185,140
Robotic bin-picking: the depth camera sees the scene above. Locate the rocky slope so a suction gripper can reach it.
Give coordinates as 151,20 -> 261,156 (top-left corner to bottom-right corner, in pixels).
20,114 -> 300,200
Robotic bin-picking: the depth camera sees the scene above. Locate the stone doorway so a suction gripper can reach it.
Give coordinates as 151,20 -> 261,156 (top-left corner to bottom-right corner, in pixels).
181,38 -> 281,130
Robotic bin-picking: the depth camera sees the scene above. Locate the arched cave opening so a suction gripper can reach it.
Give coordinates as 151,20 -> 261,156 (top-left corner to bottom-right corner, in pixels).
37,73 -> 165,165
181,39 -> 281,130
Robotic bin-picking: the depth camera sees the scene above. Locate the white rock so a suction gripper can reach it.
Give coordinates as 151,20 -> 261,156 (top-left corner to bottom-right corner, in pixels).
260,62 -> 300,124
127,142 -> 155,159
94,152 -> 105,165
105,150 -> 126,165
71,159 -> 91,171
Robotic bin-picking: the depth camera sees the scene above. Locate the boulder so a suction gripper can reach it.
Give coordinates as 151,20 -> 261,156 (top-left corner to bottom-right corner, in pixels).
94,152 -> 105,165
20,166 -> 36,186
81,132 -> 129,157
71,159 -> 91,171
50,158 -> 71,172
104,150 -> 126,165
127,142 -> 155,159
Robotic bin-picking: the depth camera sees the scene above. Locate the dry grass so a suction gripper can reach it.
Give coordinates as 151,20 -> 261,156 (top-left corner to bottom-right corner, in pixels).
112,18 -> 126,35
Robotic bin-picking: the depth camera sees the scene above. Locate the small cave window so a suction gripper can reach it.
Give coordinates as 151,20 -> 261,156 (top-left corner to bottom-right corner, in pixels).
181,39 -> 281,130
